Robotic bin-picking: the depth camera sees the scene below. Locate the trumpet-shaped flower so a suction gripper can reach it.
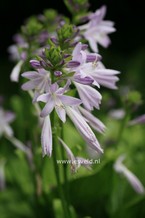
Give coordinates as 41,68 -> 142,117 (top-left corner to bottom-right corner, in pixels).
79,106 -> 106,133
37,82 -> 82,122
66,106 -> 103,154
75,61 -> 120,89
67,43 -> 119,89
114,155 -> 145,194
79,6 -> 115,52
10,60 -> 24,82
41,116 -> 52,157
74,82 -> 102,110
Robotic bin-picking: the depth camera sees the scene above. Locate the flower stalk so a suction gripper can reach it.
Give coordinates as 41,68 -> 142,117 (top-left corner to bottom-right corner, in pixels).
51,110 -> 70,218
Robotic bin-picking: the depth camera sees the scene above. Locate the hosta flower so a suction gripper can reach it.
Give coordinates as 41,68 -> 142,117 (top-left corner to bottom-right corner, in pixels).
0,108 -> 15,137
37,82 -> 82,122
41,115 -> 52,157
10,60 -> 24,82
67,42 -> 101,86
114,155 -> 145,194
79,106 -> 106,133
66,107 -> 103,154
74,60 -> 120,90
21,69 -> 51,102
68,43 -> 119,89
74,82 -> 102,110
79,5 -> 115,52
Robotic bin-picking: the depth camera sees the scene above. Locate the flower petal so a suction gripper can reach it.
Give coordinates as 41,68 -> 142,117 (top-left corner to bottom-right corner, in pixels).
59,95 -> 82,106
37,93 -> 51,103
55,105 -> 66,123
22,71 -> 39,79
114,155 -> 145,194
40,97 -> 54,117
22,76 -> 44,90
10,60 -> 23,82
79,107 -> 106,133
66,107 -> 103,154
41,116 -> 52,157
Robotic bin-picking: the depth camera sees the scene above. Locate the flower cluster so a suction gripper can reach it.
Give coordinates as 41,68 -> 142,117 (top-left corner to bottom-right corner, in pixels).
9,3 -> 120,171
20,40 -> 119,158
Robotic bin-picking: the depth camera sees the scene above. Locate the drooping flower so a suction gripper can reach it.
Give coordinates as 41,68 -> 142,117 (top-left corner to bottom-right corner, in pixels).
74,60 -> 120,90
114,155 -> 145,194
79,5 -> 115,52
79,106 -> 106,133
41,115 -> 52,157
74,82 -> 102,110
66,106 -> 103,154
10,60 -> 24,82
0,108 -> 15,137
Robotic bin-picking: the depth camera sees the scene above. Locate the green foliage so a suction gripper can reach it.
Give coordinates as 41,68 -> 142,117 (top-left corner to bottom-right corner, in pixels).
124,91 -> 142,108
64,0 -> 89,14
44,46 -> 63,66
21,17 -> 43,36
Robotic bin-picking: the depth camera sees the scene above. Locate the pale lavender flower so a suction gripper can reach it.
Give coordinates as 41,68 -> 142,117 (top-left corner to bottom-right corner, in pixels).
79,106 -> 106,133
21,69 -> 51,102
114,155 -> 145,194
91,65 -> 120,89
76,61 -> 120,89
74,82 -> 102,110
67,42 -> 101,85
41,116 -> 52,157
58,137 -> 77,172
79,5 -> 116,52
128,114 -> 145,126
10,60 -> 24,82
67,43 -> 119,89
70,42 -> 101,67
0,108 -> 15,137
37,82 -> 82,122
66,106 -> 103,154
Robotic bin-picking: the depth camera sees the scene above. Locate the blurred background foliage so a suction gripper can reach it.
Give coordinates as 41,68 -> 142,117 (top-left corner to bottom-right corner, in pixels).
0,0 -> 145,218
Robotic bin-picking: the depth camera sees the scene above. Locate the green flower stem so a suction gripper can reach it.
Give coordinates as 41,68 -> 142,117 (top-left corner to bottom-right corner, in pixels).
51,111 -> 70,218
60,122 -> 71,211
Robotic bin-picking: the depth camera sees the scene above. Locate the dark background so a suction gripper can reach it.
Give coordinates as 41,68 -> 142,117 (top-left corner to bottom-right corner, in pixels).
1,0 -> 145,96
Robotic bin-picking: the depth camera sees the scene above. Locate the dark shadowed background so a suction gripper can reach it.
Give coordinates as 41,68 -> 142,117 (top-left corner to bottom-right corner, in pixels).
1,0 -> 145,96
